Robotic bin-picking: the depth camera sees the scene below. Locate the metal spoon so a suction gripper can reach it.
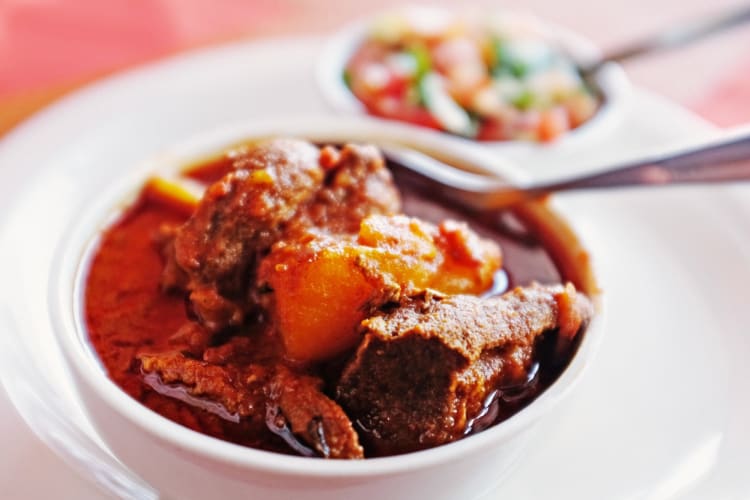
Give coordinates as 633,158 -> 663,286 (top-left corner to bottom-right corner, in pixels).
382,129 -> 750,211
581,4 -> 750,78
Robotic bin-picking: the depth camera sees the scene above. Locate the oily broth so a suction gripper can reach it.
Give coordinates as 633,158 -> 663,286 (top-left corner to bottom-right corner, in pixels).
83,145 -> 584,458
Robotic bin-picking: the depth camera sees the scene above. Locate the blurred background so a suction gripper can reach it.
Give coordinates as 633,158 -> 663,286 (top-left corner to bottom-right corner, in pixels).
1,0 -> 750,135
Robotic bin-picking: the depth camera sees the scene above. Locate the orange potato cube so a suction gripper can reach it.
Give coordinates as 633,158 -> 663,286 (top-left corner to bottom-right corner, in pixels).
264,242 -> 381,363
258,215 -> 501,363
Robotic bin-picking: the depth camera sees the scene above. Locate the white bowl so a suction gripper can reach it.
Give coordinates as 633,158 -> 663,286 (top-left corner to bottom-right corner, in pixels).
51,116 -> 603,500
316,7 -> 632,159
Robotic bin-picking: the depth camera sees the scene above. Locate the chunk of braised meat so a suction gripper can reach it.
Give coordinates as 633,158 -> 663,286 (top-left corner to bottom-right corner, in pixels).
336,283 -> 593,455
139,352 -> 362,459
166,322 -> 212,358
267,366 -> 364,459
163,139 -> 324,330
292,144 -> 401,235
139,351 -> 270,428
160,141 -> 402,333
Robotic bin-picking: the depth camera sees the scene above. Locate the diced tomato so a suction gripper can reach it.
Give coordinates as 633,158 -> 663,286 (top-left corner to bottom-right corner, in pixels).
349,64 -> 411,102
347,40 -> 445,131
476,119 -> 507,141
364,99 -> 442,130
381,71 -> 411,98
537,108 -> 571,142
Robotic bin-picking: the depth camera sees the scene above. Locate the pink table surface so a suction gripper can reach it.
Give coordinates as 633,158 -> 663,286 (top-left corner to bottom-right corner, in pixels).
1,0 -> 750,126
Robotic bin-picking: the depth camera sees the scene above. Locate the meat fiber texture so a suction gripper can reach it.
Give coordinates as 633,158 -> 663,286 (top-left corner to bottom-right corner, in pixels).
139,351 -> 364,458
337,283 -> 593,455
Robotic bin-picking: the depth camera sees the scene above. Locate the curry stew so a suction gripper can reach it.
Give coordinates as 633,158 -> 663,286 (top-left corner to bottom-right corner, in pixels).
84,139 -> 593,458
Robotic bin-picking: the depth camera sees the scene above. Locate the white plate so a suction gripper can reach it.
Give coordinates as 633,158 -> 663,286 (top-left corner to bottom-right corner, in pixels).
0,36 -> 747,500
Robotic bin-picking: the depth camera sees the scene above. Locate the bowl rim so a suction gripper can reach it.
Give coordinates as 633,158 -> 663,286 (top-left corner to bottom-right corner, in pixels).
51,114 -> 604,478
315,6 -> 632,154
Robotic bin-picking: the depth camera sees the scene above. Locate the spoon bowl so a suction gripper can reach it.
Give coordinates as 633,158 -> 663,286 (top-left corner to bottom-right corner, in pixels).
384,126 -> 750,212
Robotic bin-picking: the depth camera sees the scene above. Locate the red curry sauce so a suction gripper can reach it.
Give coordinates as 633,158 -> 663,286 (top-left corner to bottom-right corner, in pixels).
84,149 -> 573,457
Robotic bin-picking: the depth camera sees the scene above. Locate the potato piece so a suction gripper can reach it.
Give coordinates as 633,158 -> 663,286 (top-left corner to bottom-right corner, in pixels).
258,215 -> 501,363
261,240 -> 389,363
356,214 -> 440,288
143,176 -> 204,215
358,215 -> 501,295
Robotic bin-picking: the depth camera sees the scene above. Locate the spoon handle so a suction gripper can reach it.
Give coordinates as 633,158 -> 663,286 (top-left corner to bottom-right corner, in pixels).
542,130 -> 750,194
584,5 -> 750,74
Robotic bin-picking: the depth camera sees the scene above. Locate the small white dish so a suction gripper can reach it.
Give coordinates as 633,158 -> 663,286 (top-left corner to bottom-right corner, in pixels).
50,116 -> 601,500
316,7 -> 633,158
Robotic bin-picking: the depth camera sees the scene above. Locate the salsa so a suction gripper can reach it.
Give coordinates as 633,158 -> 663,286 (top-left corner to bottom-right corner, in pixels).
84,139 -> 592,458
344,9 -> 600,142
